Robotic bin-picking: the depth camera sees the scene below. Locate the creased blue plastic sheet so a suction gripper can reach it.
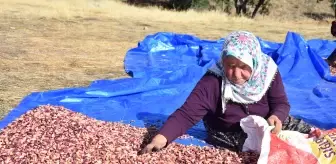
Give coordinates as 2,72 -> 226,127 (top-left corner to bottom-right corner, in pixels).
1,31 -> 336,146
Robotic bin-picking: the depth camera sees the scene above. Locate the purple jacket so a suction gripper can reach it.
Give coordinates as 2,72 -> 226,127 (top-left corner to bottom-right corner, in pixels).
158,71 -> 290,144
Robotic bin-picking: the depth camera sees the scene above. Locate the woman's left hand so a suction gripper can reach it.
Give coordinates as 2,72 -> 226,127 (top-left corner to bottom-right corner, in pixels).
267,115 -> 282,134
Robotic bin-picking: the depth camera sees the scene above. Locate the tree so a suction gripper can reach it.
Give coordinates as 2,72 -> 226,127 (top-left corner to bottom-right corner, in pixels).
234,0 -> 248,15
214,0 -> 232,13
154,0 -> 272,18
169,0 -> 193,10
251,0 -> 265,18
232,0 -> 269,18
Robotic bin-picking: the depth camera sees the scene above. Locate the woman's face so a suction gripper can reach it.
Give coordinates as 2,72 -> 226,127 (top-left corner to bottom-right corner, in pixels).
223,56 -> 252,85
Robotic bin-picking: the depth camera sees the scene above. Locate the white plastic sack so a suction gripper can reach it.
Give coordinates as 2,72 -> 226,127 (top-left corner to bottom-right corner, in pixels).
240,115 -> 336,164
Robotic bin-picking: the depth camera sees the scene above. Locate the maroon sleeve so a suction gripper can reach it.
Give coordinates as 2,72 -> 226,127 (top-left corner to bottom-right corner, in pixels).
158,75 -> 220,144
267,71 -> 290,123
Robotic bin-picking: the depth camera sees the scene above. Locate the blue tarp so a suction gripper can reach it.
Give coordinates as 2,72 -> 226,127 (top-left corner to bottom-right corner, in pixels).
1,31 -> 336,146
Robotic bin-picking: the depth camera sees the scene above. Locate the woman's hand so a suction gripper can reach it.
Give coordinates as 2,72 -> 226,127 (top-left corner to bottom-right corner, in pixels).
267,115 -> 282,134
138,134 -> 167,155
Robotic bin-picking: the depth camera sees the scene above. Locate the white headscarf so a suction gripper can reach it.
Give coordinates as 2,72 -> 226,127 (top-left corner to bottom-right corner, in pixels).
208,31 -> 278,113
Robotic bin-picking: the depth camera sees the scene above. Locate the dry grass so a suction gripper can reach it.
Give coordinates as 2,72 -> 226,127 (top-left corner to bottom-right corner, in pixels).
268,0 -> 334,21
0,0 -> 334,119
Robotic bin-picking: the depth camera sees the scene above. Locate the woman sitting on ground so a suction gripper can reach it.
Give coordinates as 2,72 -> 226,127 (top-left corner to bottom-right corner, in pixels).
139,31 -> 316,154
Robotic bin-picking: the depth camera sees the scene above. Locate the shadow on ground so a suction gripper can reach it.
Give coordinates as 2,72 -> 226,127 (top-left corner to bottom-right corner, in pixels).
122,0 -> 192,11
304,12 -> 334,21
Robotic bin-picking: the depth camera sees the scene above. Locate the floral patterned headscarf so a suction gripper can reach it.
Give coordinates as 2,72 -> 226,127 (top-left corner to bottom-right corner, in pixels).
208,31 -> 278,113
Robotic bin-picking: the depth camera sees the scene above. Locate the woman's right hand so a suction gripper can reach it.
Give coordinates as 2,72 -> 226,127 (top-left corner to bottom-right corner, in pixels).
138,134 -> 167,155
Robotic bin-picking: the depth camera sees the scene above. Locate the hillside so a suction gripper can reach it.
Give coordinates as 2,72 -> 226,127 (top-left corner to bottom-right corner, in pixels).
269,0 -> 334,21
123,0 -> 335,21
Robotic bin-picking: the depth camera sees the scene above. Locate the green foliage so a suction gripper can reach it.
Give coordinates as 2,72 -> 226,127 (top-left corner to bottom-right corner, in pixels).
169,0 -> 192,11
217,0 -> 233,13
330,0 -> 336,8
246,0 -> 272,15
258,0 -> 272,15
166,0 -> 272,17
190,0 -> 210,10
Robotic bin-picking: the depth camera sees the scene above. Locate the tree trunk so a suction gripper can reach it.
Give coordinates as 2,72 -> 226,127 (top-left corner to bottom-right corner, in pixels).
241,0 -> 248,15
234,0 -> 242,15
235,0 -> 248,15
251,0 -> 265,18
